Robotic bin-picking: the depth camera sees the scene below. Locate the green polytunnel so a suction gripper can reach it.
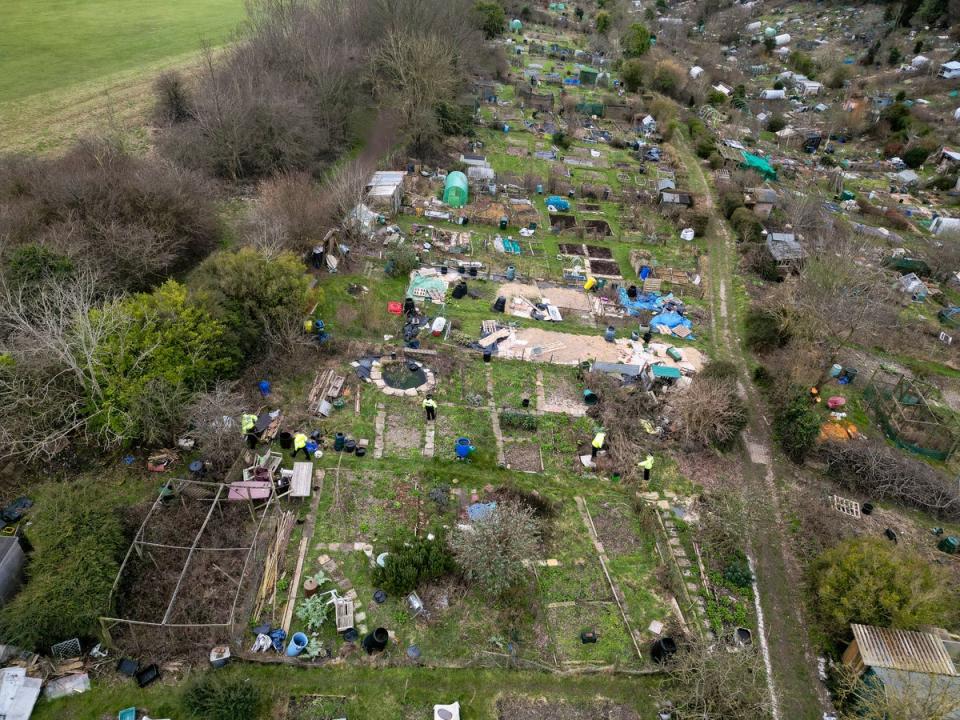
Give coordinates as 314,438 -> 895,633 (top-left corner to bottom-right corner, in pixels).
443,171 -> 469,208
510,18 -> 522,31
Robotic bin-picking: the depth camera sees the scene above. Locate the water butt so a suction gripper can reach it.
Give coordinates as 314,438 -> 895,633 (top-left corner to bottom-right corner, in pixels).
362,627 -> 389,654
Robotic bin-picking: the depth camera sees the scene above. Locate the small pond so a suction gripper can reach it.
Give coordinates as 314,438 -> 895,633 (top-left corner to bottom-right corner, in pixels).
382,361 -> 428,390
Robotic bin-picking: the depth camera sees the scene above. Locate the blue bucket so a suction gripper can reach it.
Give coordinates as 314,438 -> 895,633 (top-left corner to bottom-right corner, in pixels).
286,632 -> 308,657
455,437 -> 474,460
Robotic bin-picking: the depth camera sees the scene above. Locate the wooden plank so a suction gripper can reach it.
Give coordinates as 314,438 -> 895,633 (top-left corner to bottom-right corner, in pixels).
281,536 -> 309,634
290,462 -> 313,498
479,328 -> 511,348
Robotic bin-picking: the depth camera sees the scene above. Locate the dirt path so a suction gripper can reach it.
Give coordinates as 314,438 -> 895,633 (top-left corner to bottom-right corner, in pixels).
675,133 -> 829,719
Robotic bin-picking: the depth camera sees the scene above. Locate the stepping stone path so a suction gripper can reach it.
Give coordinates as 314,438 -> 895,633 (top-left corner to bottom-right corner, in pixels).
317,545 -> 375,634
638,491 -> 710,630
423,420 -> 435,458
485,366 -> 506,466
373,403 -> 386,459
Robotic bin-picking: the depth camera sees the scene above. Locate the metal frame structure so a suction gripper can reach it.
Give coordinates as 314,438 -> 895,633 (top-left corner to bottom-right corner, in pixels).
100,478 -> 275,644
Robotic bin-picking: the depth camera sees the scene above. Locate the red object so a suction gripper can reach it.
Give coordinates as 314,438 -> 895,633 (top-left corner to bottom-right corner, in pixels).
827,396 -> 847,410
387,301 -> 403,315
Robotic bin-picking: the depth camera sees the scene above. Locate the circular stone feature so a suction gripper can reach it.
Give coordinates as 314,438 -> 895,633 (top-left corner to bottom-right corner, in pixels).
373,358 -> 434,395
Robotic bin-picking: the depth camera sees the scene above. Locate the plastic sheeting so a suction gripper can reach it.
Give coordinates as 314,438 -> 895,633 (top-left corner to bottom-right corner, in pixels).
618,286 -> 665,315
649,310 -> 692,330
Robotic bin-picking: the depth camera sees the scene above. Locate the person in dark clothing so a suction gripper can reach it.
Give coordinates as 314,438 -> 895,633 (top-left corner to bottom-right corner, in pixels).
422,395 -> 437,421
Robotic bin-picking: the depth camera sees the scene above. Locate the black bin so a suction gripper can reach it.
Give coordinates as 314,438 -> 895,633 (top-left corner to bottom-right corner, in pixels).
651,637 -> 677,664
362,627 -> 389,654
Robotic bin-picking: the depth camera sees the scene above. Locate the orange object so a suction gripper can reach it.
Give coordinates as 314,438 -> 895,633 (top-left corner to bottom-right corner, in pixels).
387,301 -> 403,315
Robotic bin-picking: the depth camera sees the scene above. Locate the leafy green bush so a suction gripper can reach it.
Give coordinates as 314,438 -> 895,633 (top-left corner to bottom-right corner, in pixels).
723,554 -> 753,589
622,22 -> 651,57
766,114 -> 786,133
902,145 -> 932,169
620,58 -> 645,92
384,245 -> 420,279
90,281 -> 238,444
474,0 -> 506,38
182,674 -> 263,720
499,411 -> 539,431
810,537 -> 956,644
192,248 -> 310,354
373,532 -> 455,595
719,190 -> 744,219
744,307 -> 790,353
4,245 -> 74,289
295,594 -> 330,632
729,207 -> 762,243
552,130 -> 572,150
701,360 -> 739,382
772,386 -> 821,462
0,482 -> 126,652
695,139 -> 716,159
752,365 -> 772,388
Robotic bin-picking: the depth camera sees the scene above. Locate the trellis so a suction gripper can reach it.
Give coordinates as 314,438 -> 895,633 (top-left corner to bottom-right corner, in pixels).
100,478 -> 275,645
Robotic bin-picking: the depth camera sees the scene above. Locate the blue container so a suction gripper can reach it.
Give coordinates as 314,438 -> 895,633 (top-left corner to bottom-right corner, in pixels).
258,379 -> 271,396
506,265 -> 516,281
334,433 -> 346,452
455,437 -> 474,460
604,325 -> 616,342
536,184 -> 543,194
286,632 -> 308,657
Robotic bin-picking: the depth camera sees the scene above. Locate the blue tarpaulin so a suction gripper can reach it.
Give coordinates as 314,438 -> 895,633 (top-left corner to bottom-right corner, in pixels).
618,286 -> 664,315
649,310 -> 692,330
467,502 -> 497,521
546,195 -> 570,211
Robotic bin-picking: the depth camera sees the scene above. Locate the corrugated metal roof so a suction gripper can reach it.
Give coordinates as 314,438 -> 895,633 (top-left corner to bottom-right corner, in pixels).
852,624 -> 958,676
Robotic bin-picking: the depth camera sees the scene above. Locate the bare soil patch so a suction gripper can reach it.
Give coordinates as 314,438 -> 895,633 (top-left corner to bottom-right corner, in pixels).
591,502 -> 640,556
585,245 -> 613,258
558,243 -> 586,255
497,694 -> 640,720
504,442 -> 543,472
385,411 -> 421,454
589,259 -> 621,276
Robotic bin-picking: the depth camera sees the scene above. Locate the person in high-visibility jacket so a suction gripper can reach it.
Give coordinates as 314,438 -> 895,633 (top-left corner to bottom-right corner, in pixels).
292,432 -> 309,459
304,319 -> 314,334
241,413 -> 258,449
422,395 -> 437,421
591,430 -> 606,459
639,454 -> 654,482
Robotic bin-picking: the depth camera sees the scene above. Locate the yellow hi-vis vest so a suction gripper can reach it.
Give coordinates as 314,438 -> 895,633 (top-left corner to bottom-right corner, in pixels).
422,398 -> 437,409
293,433 -> 308,450
592,432 -> 606,449
241,414 -> 257,434
639,455 -> 654,470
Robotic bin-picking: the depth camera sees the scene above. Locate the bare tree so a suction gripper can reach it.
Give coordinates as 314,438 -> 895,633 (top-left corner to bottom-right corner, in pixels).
774,237 -> 899,383
185,383 -> 246,471
451,500 -> 541,596
833,663 -> 960,720
670,377 -> 748,449
657,634 -> 772,720
0,270 -> 152,456
821,439 -> 960,520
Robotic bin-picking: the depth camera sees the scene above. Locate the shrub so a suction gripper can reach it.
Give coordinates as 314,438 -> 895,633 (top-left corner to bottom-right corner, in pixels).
719,190 -> 744,219
552,130 -> 572,150
695,139 -> 716,159
191,248 -> 310,355
182,675 -> 263,720
701,359 -> 739,382
652,59 -> 684,97
153,71 -> 194,124
708,152 -> 724,170
475,0 -> 506,39
766,114 -> 786,133
0,482 -> 126,652
373,532 -> 456,595
451,500 -> 540,596
595,11 -> 610,33
622,22 -> 652,57
772,385 -> 821,462
752,364 -> 772,388
672,376 -> 748,449
384,245 -> 420,278
810,537 -> 956,644
902,145 -> 932,169
621,58 -> 645,92
722,554 -> 753,589
744,307 -> 790,353
0,140 -> 219,291
91,281 -> 239,445
4,244 -> 74,289
499,411 -> 539,431
707,89 -> 727,106
730,207 -> 763,244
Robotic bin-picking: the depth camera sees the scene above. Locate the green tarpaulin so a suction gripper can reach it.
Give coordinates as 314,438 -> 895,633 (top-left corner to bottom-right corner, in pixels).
740,151 -> 777,181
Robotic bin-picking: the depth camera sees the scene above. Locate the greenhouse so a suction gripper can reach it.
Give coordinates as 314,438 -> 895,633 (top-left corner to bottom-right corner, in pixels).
443,171 -> 469,208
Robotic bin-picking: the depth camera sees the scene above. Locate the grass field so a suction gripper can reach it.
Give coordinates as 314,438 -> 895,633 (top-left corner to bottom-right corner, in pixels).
0,0 -> 244,103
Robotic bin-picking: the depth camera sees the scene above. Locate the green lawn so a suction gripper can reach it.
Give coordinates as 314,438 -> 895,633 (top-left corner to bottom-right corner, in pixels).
0,0 -> 245,103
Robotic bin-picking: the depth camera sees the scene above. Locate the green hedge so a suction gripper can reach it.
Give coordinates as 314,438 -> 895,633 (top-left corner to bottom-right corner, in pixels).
0,482 -> 126,652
